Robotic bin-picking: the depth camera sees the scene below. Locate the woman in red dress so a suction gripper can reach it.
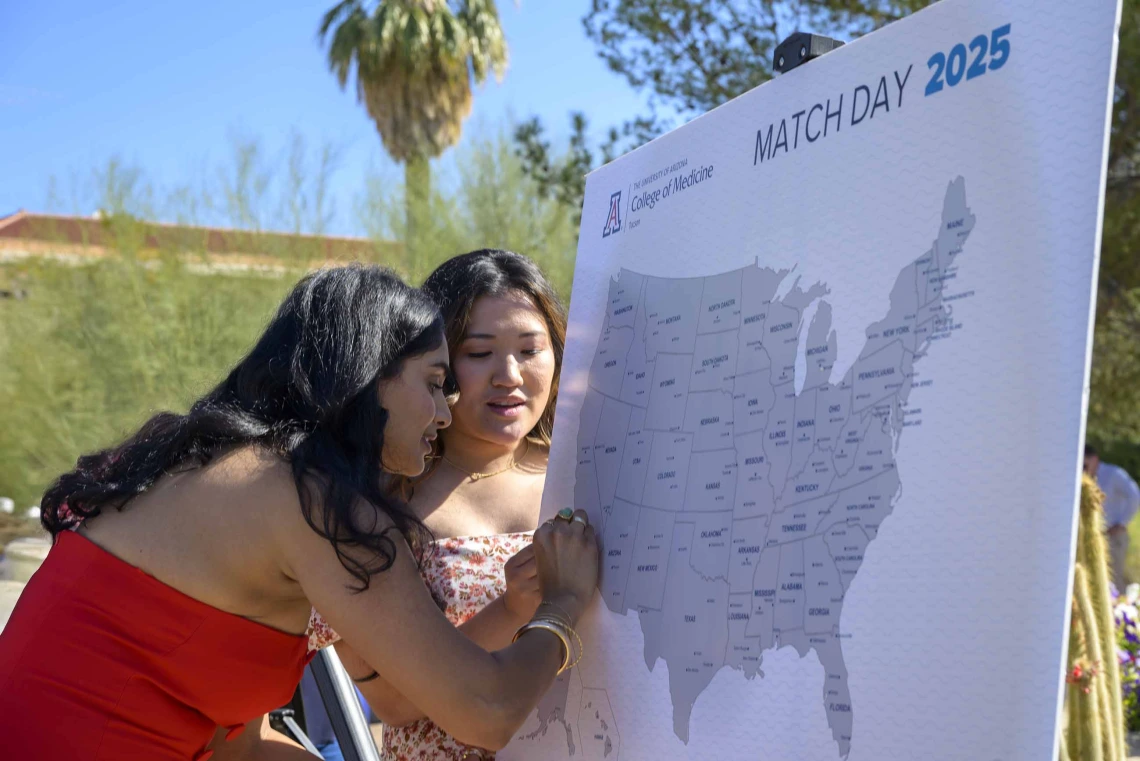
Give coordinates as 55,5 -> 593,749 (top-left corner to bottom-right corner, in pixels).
0,264 -> 597,760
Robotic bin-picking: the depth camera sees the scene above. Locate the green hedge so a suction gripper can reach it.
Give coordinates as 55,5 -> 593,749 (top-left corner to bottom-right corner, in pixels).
0,254 -> 296,512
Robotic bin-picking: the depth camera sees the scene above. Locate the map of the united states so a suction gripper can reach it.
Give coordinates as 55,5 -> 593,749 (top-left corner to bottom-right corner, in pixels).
572,178 -> 974,758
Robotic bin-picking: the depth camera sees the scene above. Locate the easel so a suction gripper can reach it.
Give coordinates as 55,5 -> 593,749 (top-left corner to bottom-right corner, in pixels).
272,647 -> 382,760
773,31 -> 844,73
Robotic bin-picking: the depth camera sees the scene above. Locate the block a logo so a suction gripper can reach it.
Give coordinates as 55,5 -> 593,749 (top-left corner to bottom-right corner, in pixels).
602,191 -> 622,237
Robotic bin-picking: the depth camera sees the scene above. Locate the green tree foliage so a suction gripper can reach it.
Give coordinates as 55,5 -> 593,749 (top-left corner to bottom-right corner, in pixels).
357,127 -> 580,293
1073,0 -> 1140,451
515,0 -> 932,206
512,112 -> 619,227
584,0 -> 929,127
320,0 -> 508,267
1088,289 -> 1140,457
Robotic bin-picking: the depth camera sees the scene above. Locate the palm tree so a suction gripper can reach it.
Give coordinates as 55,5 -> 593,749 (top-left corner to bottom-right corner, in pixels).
320,0 -> 507,276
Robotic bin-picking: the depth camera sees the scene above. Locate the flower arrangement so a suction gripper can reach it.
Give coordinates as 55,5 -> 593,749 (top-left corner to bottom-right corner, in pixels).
1112,582 -> 1140,731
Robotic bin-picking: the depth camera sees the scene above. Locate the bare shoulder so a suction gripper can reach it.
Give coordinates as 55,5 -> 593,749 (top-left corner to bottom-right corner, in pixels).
206,445 -> 292,478
201,446 -> 301,515
186,447 -> 402,544
231,448 -> 402,567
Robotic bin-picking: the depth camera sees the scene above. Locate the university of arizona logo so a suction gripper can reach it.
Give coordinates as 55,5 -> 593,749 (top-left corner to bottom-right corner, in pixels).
602,191 -> 622,237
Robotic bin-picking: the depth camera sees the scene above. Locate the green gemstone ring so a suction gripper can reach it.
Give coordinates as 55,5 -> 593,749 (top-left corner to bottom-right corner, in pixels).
556,507 -> 575,522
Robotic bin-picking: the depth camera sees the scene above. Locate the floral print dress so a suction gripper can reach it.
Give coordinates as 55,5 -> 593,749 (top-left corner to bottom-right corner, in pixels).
306,532 -> 534,760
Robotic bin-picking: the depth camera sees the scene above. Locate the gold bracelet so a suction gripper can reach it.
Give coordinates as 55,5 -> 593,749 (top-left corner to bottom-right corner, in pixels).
522,615 -> 583,674
525,620 -> 572,674
536,609 -> 584,670
539,599 -> 574,625
513,619 -> 571,674
567,626 -> 584,670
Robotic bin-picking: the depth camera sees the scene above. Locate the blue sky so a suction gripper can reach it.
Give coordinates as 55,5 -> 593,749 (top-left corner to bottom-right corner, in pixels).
0,1 -> 649,235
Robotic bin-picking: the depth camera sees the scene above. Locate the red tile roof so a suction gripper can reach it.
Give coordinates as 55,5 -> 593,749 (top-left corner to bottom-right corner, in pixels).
0,210 -> 401,269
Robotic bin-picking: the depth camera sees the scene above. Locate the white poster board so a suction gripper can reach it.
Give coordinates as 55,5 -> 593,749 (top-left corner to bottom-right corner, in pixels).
502,1 -> 1122,758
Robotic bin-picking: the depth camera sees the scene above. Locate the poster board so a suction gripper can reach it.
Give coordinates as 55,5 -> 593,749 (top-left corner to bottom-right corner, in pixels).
502,1 -> 1123,758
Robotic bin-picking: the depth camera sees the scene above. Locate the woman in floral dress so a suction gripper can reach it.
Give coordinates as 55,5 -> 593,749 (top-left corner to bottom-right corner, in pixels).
333,249 -> 568,760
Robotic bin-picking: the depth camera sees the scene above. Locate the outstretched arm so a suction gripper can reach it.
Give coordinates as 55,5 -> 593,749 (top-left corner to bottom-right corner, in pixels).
336,544 -> 542,726
277,505 -> 594,751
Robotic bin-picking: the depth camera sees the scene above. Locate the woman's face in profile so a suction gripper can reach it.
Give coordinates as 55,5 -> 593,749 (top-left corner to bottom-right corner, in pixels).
378,341 -> 452,476
449,291 -> 556,449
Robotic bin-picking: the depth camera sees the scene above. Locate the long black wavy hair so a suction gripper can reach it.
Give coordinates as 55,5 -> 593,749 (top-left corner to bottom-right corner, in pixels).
41,264 -> 444,588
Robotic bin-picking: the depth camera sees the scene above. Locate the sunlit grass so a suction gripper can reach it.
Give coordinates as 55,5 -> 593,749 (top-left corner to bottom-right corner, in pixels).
0,254 -> 298,514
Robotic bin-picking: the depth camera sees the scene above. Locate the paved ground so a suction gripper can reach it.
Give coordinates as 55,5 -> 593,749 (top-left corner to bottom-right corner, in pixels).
0,579 -> 24,633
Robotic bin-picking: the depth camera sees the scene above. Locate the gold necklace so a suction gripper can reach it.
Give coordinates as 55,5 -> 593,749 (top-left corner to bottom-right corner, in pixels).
443,439 -> 530,482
